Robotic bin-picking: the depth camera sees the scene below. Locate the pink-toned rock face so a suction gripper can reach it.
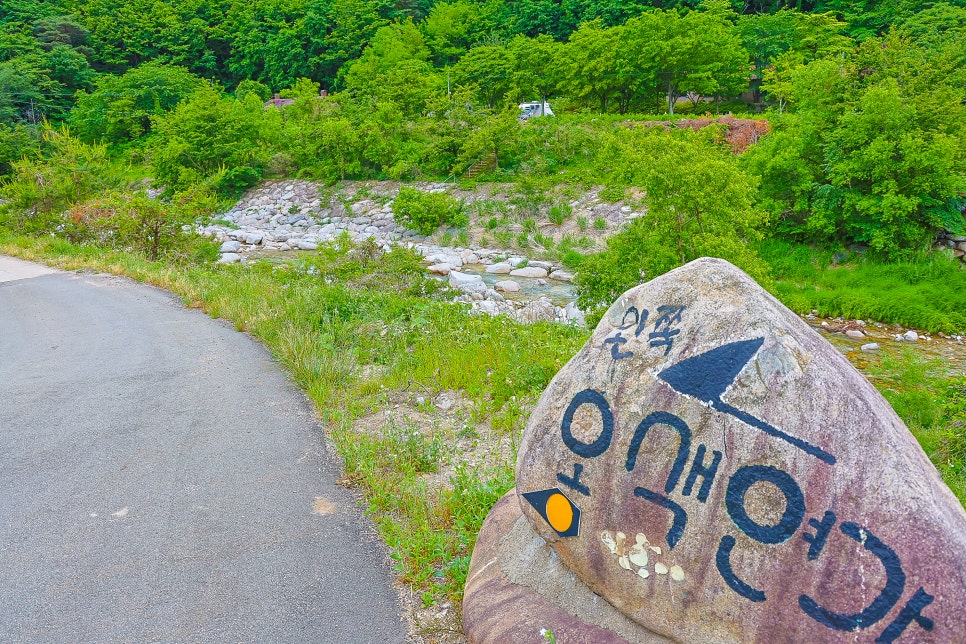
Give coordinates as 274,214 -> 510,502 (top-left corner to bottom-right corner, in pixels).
515,258 -> 966,643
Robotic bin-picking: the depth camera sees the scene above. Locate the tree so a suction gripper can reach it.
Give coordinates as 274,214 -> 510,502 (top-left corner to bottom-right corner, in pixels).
576,128 -> 768,318
507,34 -> 562,102
556,20 -> 622,112
422,0 -> 494,66
70,61 -> 204,142
343,20 -> 444,115
149,84 -> 269,195
451,45 -> 516,109
746,32 -> 966,257
77,0 -> 217,75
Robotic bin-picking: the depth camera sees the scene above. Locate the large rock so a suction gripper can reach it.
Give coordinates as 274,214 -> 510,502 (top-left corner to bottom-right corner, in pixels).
509,267 -> 549,279
449,271 -> 487,295
472,258 -> 966,643
464,491 -> 661,643
486,263 -> 513,274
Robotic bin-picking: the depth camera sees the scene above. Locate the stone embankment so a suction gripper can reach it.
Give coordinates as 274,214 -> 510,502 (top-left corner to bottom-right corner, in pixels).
199,180 -> 586,326
938,231 -> 966,260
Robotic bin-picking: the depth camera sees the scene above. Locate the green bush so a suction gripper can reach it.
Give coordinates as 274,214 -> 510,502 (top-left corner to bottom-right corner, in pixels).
392,186 -> 464,235
70,62 -> 204,144
66,186 -> 220,262
0,124 -> 116,233
150,84 -> 269,197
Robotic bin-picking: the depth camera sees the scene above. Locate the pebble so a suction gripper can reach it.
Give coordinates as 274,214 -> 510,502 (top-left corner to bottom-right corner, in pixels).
846,330 -> 865,339
903,330 -> 919,342
861,343 -> 880,352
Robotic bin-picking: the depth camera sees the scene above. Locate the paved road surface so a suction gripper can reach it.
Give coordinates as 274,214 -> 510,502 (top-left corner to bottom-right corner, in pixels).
0,256 -> 408,642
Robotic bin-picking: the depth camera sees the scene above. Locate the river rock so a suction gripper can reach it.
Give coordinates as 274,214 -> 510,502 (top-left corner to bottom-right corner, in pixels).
565,301 -> 586,327
220,240 -> 241,253
477,257 -> 966,643
903,330 -> 919,342
845,329 -> 865,339
494,280 -> 521,293
486,263 -> 513,274
517,298 -> 555,323
449,271 -> 487,295
509,267 -> 549,279
427,263 -> 452,275
217,253 -> 241,264
550,270 -> 575,283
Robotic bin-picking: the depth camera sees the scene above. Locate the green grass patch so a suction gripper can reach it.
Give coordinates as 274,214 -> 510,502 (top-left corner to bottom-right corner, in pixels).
759,239 -> 966,334
864,349 -> 966,503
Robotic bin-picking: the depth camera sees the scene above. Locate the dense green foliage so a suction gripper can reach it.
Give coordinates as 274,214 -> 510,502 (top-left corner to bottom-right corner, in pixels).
758,240 -> 966,333
574,128 -> 770,319
3,230 -> 964,623
2,0 -> 964,259
392,185 -> 466,234
2,0 -> 965,625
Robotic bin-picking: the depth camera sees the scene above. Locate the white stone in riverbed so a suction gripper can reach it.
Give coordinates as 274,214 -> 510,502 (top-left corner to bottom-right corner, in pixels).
845,329 -> 865,339
449,271 -> 487,295
509,267 -> 548,279
427,263 -> 452,275
564,301 -> 585,326
861,342 -> 880,352
494,280 -> 521,293
220,240 -> 241,253
550,270 -> 574,283
218,253 -> 241,263
297,241 -> 318,250
903,330 -> 919,342
486,263 -> 513,274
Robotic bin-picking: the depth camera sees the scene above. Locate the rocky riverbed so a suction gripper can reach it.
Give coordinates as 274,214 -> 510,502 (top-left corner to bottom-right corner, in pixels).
199,180 -> 603,326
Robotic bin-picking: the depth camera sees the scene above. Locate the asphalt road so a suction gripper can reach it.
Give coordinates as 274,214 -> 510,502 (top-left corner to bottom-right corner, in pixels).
0,256 -> 408,643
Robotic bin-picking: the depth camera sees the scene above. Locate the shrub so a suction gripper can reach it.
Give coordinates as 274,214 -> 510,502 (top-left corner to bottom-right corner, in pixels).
150,84 -> 269,197
66,186 -> 220,261
392,186 -> 464,235
0,124 -> 115,233
548,203 -> 572,225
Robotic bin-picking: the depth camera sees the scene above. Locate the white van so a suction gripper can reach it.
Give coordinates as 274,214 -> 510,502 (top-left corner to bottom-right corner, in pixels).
518,101 -> 554,120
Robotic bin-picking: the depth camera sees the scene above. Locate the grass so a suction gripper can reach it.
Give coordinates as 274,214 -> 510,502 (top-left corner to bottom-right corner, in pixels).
758,239 -> 966,334
3,227 -> 965,629
863,349 -> 966,502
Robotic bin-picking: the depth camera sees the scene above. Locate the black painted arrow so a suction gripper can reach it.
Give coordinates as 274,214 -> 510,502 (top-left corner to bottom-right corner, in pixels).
657,338 -> 836,465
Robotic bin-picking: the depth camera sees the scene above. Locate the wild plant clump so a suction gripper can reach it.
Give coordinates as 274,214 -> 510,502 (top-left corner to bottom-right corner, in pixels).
392,186 -> 467,235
